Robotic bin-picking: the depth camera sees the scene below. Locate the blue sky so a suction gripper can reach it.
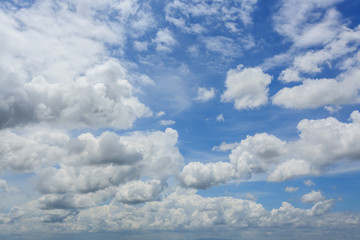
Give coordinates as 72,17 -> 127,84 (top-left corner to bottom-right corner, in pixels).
1,0 -> 360,239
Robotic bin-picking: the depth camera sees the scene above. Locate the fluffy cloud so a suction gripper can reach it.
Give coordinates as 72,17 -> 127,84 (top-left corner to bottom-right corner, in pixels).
0,1 -> 155,129
194,87 -> 215,102
0,188 -> 357,236
273,68 -> 360,109
221,65 -> 272,110
180,162 -> 235,189
0,127 -> 183,208
0,60 -> 151,129
181,111 -> 360,188
301,190 -> 325,203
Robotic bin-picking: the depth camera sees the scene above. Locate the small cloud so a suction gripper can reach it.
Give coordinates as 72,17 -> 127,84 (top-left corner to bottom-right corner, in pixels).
304,179 -> 315,187
245,193 -> 257,201
156,111 -> 166,117
325,105 -> 342,114
285,186 -> 299,192
216,114 -> 224,122
133,41 -> 148,51
301,190 -> 325,203
154,28 -> 177,52
195,87 -> 215,102
159,120 -> 175,126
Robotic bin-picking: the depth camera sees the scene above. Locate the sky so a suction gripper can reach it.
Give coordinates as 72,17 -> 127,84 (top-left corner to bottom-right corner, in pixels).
1,0 -> 360,239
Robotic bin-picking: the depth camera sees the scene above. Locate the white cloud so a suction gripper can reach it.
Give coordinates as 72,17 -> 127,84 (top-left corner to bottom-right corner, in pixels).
181,111 -> 360,187
301,190 -> 325,203
216,114 -> 224,122
221,65 -> 272,110
154,28 -> 177,52
273,0 -> 344,47
165,0 -> 258,34
202,36 -> 242,57
0,60 -> 152,129
180,162 -> 235,189
133,40 -> 148,51
278,26 -> 360,83
156,111 -> 166,117
285,186 -> 299,192
159,120 -> 176,126
194,87 -> 215,102
304,179 -> 315,187
0,188 -> 355,235
114,179 -> 165,204
273,68 -> 360,109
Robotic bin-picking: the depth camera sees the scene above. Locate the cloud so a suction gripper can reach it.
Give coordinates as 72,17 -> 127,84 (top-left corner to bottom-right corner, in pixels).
273,0 -> 344,47
179,162 -> 235,189
133,41 -> 148,51
181,111 -> 360,188
202,36 -> 243,57
216,114 -> 224,122
301,190 -> 325,203
165,0 -> 258,34
154,28 -> 177,52
273,68 -> 360,109
0,188 -> 355,235
194,87 -> 215,102
114,179 -> 166,204
285,186 -> 299,193
159,120 -> 176,126
0,60 -> 152,129
221,65 -> 272,110
304,179 -> 315,187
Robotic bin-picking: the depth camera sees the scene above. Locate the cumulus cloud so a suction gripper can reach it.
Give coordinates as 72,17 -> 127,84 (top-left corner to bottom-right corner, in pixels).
0,188 -> 355,235
0,126 -> 183,208
114,179 -> 166,204
194,87 -> 215,102
0,60 -> 152,129
301,190 -> 325,203
180,162 -> 235,189
0,1 -> 155,129
181,111 -> 360,188
221,65 -> 272,110
273,68 -> 360,109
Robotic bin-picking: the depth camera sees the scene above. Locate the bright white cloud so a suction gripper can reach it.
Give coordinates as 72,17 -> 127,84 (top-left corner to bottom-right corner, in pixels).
181,111 -> 360,187
195,87 -> 215,102
301,190 -> 325,203
221,65 -> 272,110
273,68 -> 360,109
0,60 -> 152,129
